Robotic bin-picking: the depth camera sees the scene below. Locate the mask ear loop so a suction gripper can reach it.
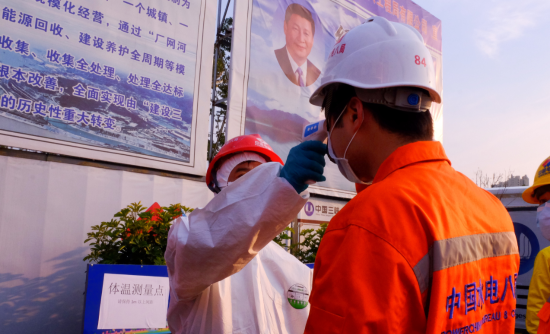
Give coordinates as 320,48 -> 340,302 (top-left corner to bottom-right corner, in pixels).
327,104 -> 348,162
329,101 -> 372,186
324,86 -> 336,163
329,104 -> 347,134
342,106 -> 364,159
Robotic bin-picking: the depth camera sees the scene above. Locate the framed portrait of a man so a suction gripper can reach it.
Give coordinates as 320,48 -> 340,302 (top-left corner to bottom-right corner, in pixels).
274,4 -> 321,87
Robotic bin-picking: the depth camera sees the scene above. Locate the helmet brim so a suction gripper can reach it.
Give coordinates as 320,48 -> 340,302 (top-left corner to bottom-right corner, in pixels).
522,185 -> 539,204
522,184 -> 550,204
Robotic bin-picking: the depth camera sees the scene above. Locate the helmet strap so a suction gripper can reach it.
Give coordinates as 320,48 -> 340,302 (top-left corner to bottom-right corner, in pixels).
208,167 -> 222,194
355,87 -> 432,112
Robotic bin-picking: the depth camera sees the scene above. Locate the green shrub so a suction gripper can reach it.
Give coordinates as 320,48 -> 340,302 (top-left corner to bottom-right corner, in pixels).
273,223 -> 328,264
273,226 -> 293,248
85,201 -> 326,266
83,202 -> 193,265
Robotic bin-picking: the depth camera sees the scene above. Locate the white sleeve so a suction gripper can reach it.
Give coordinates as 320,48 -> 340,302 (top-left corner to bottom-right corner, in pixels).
165,162 -> 309,303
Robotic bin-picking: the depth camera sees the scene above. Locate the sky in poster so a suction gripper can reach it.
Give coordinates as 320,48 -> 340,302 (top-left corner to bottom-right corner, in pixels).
0,0 -> 198,163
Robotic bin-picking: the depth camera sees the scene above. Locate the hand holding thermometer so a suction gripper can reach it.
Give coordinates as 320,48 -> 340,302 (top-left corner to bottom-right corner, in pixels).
279,121 -> 328,192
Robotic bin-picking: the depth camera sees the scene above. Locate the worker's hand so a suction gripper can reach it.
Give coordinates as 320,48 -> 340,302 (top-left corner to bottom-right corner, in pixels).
280,141 -> 327,193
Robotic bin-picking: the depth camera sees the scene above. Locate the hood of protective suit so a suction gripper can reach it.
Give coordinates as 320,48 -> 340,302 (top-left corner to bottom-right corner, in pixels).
216,152 -> 266,189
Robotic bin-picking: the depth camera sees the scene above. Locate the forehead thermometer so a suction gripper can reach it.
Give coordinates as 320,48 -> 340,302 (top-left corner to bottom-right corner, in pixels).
301,120 -> 328,185
302,120 -> 328,142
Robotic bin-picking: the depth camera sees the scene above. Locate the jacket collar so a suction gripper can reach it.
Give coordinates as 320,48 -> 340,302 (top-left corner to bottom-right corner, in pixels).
373,141 -> 451,184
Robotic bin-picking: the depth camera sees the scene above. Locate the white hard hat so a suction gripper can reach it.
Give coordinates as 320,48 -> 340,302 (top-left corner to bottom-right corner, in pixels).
310,16 -> 441,110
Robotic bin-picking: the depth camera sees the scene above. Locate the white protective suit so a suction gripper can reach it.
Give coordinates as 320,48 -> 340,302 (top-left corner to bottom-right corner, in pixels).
165,162 -> 312,334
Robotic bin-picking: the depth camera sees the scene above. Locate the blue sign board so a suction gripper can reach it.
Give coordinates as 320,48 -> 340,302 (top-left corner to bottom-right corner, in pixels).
83,264 -> 170,334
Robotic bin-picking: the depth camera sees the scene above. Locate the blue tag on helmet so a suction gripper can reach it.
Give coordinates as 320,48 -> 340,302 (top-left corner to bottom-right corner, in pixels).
407,93 -> 420,106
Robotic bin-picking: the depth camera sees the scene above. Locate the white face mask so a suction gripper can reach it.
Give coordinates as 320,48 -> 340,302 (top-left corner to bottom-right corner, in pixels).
217,181 -> 235,193
215,152 -> 266,191
537,202 -> 550,241
327,105 -> 371,185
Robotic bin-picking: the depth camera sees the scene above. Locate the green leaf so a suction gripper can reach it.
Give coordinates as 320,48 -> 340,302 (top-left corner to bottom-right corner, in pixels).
83,201 -> 185,264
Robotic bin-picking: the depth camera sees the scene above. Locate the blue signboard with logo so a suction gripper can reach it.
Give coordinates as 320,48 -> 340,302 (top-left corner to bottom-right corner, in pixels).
514,222 -> 540,275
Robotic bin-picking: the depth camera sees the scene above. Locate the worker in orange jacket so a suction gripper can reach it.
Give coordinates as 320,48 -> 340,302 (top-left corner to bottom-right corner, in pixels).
304,17 -> 520,333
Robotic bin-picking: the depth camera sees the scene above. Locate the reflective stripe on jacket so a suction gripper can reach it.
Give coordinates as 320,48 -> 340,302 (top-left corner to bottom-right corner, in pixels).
305,141 -> 520,334
527,246 -> 550,333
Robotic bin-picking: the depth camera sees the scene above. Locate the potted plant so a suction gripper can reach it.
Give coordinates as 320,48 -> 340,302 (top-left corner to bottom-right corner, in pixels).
82,202 -> 193,334
84,202 -> 192,265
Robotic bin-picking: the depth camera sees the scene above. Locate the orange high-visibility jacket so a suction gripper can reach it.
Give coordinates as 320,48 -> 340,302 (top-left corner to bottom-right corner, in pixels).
305,141 -> 520,334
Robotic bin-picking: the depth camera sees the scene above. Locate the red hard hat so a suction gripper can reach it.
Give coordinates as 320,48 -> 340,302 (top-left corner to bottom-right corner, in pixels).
206,134 -> 283,193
